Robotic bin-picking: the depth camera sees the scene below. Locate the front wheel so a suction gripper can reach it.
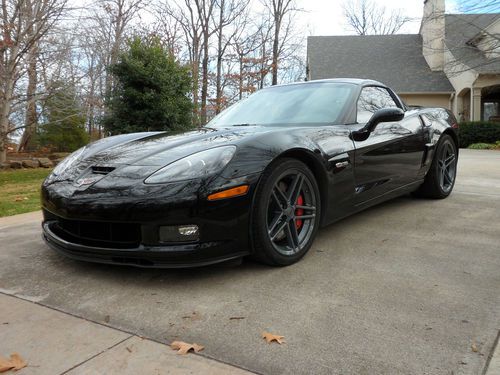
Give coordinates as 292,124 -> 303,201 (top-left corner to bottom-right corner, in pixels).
415,134 -> 458,199
251,158 -> 321,266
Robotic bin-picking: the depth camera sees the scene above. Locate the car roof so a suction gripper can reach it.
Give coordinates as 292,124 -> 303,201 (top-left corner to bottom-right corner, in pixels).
266,78 -> 387,89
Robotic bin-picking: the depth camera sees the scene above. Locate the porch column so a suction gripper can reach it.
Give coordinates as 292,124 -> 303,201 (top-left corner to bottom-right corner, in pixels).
471,87 -> 482,121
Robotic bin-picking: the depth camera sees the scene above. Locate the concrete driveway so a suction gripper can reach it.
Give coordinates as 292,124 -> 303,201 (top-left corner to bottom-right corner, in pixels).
1,149 -> 499,375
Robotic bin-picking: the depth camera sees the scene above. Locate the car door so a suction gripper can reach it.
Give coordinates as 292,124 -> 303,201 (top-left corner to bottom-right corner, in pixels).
351,86 -> 425,205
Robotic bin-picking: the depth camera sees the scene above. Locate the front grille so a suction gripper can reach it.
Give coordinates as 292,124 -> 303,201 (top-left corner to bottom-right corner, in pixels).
51,216 -> 141,249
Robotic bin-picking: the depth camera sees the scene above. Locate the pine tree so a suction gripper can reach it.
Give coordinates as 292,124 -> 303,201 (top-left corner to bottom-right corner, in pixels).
104,36 -> 193,135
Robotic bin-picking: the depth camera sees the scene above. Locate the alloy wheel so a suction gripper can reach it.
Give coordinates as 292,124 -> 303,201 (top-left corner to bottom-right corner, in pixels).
266,171 -> 317,256
438,141 -> 456,193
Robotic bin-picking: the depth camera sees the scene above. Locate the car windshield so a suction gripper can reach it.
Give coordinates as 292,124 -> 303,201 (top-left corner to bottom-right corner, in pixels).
208,82 -> 355,127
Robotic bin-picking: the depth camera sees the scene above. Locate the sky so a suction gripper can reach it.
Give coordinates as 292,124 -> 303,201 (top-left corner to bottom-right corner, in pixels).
297,0 -> 461,36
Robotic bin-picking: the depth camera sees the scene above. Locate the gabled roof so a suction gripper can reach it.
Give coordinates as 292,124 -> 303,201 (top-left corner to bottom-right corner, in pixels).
307,35 -> 453,93
444,14 -> 500,74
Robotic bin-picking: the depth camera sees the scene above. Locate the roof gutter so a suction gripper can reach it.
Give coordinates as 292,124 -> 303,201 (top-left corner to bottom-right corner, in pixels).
397,91 -> 454,95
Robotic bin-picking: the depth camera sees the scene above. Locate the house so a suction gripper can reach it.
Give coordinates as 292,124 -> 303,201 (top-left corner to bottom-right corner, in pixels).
306,0 -> 500,122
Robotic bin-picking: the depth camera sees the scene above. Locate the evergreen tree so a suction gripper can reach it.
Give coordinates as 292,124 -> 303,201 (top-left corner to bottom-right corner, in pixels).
38,83 -> 89,152
104,36 -> 193,135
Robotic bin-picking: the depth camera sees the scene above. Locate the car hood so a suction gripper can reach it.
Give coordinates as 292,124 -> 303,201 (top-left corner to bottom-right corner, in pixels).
79,126 -> 270,168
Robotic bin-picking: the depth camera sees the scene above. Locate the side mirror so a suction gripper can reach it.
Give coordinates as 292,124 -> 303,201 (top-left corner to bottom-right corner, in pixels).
351,107 -> 405,142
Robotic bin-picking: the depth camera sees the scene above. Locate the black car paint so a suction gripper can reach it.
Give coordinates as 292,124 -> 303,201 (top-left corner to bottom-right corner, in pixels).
41,79 -> 458,267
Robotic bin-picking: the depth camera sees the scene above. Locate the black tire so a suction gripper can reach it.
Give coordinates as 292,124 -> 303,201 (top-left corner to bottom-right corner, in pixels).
414,134 -> 457,199
251,158 -> 321,266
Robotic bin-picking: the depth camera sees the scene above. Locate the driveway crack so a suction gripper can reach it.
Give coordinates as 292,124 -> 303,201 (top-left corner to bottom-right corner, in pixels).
60,335 -> 134,374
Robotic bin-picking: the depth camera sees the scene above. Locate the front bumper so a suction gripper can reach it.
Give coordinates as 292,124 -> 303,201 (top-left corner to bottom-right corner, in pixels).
42,221 -> 248,267
41,173 -> 260,268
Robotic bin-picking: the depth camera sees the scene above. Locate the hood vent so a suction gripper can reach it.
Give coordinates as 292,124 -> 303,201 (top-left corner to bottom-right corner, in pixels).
91,166 -> 115,175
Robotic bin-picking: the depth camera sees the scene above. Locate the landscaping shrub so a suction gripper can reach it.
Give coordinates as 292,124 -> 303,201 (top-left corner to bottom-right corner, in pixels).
467,141 -> 500,150
459,121 -> 500,148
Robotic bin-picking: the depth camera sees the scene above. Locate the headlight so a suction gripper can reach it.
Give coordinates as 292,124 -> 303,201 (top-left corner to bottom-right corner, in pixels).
144,146 -> 236,184
52,147 -> 86,176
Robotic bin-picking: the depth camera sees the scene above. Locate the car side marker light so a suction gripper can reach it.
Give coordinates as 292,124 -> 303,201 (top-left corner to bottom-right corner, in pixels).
207,185 -> 249,201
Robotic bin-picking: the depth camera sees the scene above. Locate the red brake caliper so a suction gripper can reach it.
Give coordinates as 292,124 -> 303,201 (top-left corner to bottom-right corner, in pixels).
295,195 -> 304,230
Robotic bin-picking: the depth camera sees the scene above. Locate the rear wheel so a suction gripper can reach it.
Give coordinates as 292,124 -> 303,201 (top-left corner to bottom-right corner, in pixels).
415,134 -> 457,199
251,159 -> 321,266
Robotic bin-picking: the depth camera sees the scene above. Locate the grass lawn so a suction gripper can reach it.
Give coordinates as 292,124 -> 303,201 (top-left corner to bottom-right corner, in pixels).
0,168 -> 52,217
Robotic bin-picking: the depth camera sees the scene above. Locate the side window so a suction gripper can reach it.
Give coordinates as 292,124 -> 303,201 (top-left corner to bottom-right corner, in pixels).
357,87 -> 399,123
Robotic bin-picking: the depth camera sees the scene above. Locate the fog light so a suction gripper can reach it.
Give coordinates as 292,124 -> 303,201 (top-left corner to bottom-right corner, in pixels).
159,225 -> 199,243
178,225 -> 199,236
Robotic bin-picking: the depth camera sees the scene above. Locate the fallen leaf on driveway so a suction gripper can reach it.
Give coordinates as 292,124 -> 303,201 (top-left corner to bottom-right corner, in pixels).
9,353 -> 27,371
0,353 -> 27,372
261,331 -> 285,344
170,341 -> 204,355
472,343 -> 478,352
0,356 -> 12,373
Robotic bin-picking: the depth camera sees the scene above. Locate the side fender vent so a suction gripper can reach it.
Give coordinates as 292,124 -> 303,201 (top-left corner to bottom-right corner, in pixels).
91,166 -> 115,175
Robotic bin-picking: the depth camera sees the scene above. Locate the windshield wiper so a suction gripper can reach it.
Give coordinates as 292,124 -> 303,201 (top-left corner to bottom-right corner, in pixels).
231,123 -> 255,127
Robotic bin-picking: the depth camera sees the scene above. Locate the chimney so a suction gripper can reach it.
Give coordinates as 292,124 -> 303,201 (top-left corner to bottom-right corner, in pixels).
420,0 -> 445,71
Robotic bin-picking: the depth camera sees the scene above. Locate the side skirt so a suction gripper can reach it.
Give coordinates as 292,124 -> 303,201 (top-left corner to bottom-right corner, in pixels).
322,179 -> 424,227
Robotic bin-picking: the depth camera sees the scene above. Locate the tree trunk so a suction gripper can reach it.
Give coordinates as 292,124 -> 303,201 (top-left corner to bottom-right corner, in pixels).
260,42 -> 267,89
0,78 -> 14,164
215,0 -> 224,114
18,0 -> 39,152
87,58 -> 96,137
192,37 -> 200,126
271,18 -> 280,86
238,57 -> 243,100
18,45 -> 39,152
88,88 -> 95,137
200,33 -> 209,125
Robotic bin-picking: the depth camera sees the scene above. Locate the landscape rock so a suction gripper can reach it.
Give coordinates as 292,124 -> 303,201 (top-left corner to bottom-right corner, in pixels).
52,158 -> 65,167
22,159 -> 39,168
49,152 -> 70,161
37,157 -> 53,168
9,161 -> 22,169
0,162 -> 11,170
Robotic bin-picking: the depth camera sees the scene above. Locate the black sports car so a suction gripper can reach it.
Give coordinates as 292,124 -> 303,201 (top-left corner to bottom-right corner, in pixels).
41,79 -> 459,267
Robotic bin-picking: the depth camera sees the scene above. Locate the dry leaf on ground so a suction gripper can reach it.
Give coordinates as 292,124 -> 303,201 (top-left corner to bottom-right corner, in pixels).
472,343 -> 478,352
0,353 -> 27,372
9,353 -> 27,371
261,331 -> 285,344
170,341 -> 204,355
0,356 -> 12,373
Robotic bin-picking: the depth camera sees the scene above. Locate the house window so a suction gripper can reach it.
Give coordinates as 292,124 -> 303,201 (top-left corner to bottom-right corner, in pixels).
482,102 -> 500,121
357,86 -> 398,123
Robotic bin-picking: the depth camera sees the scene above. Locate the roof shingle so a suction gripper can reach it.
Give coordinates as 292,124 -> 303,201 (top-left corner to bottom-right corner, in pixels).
307,34 -> 454,93
444,14 -> 500,74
